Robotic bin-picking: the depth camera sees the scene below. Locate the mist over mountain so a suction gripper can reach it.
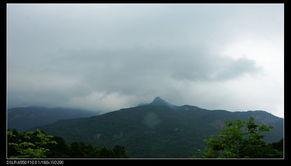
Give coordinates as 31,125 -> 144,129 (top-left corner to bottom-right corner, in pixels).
8,106 -> 99,130
28,97 -> 283,158
150,97 -> 173,106
7,5 -> 284,118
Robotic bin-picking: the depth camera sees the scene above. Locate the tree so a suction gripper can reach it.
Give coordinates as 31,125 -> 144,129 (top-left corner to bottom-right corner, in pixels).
112,145 -> 128,158
8,129 -> 128,158
8,129 -> 57,158
203,117 -> 282,158
46,136 -> 70,157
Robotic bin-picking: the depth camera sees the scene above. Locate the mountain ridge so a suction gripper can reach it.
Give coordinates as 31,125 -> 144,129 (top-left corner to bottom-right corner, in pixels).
31,99 -> 283,158
150,97 -> 173,106
8,106 -> 100,130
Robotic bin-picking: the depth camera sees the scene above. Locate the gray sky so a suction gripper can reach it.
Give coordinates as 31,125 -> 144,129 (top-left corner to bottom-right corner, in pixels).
7,4 -> 284,117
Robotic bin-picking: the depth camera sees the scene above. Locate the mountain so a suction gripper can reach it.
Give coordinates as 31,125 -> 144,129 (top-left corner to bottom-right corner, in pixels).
36,97 -> 283,158
150,97 -> 173,106
8,106 -> 99,130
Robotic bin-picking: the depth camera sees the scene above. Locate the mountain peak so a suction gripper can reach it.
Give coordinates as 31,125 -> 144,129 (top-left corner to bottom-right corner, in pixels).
150,97 -> 172,106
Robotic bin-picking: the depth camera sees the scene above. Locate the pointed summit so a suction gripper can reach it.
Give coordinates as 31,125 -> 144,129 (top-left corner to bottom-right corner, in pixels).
150,97 -> 172,106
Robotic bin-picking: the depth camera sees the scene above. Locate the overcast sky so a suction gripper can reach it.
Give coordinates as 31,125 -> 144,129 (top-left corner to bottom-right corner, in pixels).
7,4 -> 284,117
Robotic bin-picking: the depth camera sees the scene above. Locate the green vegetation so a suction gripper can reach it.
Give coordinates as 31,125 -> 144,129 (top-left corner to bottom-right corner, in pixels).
203,117 -> 283,158
7,100 -> 283,158
8,129 -> 128,158
7,117 -> 283,158
38,104 -> 283,157
8,129 -> 57,158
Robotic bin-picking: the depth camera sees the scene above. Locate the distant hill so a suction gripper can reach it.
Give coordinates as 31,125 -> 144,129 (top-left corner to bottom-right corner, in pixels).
8,106 -> 99,130
37,97 -> 283,158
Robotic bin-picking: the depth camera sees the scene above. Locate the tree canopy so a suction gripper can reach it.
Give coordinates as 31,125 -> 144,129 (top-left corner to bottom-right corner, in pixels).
203,117 -> 283,158
8,129 -> 128,158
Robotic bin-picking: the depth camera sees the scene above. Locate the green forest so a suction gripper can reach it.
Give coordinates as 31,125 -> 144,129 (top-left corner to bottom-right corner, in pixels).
7,129 -> 128,158
7,117 -> 283,158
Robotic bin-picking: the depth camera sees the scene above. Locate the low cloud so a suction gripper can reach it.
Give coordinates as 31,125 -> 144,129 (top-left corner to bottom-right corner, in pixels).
7,4 -> 283,117
67,91 -> 140,111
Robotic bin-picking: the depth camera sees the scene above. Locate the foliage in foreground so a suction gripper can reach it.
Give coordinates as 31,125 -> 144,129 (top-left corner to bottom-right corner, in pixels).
203,117 -> 283,158
8,129 -> 128,158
